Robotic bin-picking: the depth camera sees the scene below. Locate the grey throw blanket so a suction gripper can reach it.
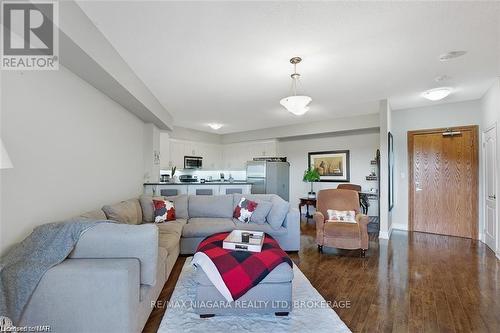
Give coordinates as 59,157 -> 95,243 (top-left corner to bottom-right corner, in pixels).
0,219 -> 107,324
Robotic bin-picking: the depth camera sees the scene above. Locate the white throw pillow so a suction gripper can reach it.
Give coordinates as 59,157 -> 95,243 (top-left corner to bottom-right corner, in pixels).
327,209 -> 356,223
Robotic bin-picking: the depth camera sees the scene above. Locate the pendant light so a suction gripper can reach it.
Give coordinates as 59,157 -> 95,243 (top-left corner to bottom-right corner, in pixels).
280,57 -> 312,116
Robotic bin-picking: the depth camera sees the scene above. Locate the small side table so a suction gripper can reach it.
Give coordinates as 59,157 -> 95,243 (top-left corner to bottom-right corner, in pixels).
299,197 -> 317,219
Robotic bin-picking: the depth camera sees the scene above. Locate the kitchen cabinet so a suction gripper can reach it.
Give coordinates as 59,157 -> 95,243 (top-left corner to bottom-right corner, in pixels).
222,140 -> 278,170
162,138 -> 278,171
143,184 -> 189,196
187,184 -> 220,196
144,183 -> 252,196
219,184 -> 251,195
160,133 -> 171,169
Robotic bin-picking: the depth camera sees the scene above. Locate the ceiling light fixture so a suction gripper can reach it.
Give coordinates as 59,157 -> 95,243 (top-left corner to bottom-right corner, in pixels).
439,51 -> 467,62
207,123 -> 223,130
280,57 -> 312,116
421,87 -> 452,101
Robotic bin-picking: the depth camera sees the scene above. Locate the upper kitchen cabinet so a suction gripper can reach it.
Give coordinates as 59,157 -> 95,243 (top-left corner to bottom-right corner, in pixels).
166,139 -> 223,170
160,137 -> 278,171
168,139 -> 185,169
222,140 -> 278,170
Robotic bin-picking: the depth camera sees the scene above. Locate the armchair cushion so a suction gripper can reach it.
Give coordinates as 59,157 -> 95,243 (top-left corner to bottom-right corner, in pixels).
326,209 -> 356,223
324,221 -> 360,239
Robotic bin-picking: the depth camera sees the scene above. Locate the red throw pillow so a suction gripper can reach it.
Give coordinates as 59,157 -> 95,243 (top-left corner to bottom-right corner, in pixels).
233,198 -> 258,223
153,199 -> 175,222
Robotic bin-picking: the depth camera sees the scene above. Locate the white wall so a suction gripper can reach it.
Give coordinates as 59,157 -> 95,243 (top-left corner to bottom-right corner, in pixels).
378,100 -> 392,239
168,126 -> 222,144
143,123 -> 161,183
480,78 -> 500,258
0,66 -> 145,255
390,99 -> 483,232
222,113 -> 379,144
277,130 -> 380,216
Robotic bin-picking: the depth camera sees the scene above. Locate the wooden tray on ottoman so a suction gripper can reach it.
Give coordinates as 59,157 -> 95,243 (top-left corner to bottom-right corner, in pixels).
222,230 -> 264,252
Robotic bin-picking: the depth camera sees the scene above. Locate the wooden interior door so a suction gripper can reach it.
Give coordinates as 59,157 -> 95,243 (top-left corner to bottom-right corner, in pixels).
408,126 -> 478,238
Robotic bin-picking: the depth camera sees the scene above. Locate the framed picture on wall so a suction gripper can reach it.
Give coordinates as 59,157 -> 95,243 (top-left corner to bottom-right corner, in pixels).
308,150 -> 350,182
388,132 -> 394,211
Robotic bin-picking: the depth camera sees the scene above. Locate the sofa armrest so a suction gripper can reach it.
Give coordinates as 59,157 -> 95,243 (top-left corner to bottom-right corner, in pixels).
69,223 -> 158,285
20,258 -> 140,333
355,213 -> 369,250
314,212 -> 325,244
281,208 -> 300,251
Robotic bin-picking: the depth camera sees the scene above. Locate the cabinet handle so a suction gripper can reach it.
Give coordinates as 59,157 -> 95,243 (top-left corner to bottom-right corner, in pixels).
489,195 -> 496,199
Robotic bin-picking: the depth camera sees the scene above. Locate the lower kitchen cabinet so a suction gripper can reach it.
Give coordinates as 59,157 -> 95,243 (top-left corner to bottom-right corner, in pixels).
144,184 -> 252,196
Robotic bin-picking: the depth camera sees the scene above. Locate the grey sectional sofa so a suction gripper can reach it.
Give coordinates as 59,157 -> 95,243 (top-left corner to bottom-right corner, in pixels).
19,193 -> 299,333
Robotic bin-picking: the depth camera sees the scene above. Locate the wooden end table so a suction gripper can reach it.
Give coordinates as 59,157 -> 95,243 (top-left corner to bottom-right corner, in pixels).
299,197 -> 317,219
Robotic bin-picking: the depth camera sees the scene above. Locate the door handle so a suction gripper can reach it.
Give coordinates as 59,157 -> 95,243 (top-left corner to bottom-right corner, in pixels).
489,195 -> 497,199
416,187 -> 423,192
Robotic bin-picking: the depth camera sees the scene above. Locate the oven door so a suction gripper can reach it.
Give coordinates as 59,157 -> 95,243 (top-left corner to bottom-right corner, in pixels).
184,156 -> 202,169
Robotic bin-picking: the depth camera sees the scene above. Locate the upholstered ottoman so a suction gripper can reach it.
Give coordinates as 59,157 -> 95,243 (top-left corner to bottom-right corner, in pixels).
193,262 -> 293,317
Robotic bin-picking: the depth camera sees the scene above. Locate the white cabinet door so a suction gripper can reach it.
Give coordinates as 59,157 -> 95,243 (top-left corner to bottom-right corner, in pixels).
169,140 -> 185,169
219,184 -> 252,195
160,133 -> 171,169
184,141 -> 197,157
187,185 -> 220,196
203,144 -> 216,170
157,185 -> 188,196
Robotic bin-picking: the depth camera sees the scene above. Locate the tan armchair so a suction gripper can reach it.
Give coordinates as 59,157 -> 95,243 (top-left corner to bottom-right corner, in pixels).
313,189 -> 369,256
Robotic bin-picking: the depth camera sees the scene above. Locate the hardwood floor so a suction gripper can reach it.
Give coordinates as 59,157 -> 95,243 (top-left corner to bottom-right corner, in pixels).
143,218 -> 500,333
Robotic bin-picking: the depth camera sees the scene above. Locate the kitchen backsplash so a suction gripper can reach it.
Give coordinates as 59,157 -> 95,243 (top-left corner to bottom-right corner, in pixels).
160,169 -> 247,181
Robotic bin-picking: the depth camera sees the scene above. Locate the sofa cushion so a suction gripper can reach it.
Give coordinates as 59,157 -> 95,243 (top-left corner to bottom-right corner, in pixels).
233,197 -> 258,223
140,194 -> 188,222
153,199 -> 176,222
102,199 -> 142,225
188,195 -> 233,218
155,219 -> 186,236
165,194 -> 188,219
233,194 -> 274,208
159,233 -> 180,255
233,220 -> 288,237
250,200 -> 273,224
182,218 -> 235,238
267,196 -> 290,230
78,209 -> 107,220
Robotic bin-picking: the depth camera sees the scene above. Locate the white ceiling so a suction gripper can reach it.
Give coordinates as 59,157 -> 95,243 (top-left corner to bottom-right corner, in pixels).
78,1 -> 500,134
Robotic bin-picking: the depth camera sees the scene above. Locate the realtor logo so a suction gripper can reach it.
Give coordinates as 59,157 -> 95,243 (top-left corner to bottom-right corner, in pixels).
1,1 -> 59,70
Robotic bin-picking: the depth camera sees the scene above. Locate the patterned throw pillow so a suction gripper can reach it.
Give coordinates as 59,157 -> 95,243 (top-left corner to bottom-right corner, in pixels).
233,198 -> 258,223
327,209 -> 356,223
153,199 -> 176,223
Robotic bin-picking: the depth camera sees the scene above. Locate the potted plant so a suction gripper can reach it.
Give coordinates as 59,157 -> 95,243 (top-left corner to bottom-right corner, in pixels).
303,167 -> 320,198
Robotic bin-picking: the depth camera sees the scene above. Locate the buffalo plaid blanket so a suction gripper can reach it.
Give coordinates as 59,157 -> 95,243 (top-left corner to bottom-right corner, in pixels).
195,232 -> 292,300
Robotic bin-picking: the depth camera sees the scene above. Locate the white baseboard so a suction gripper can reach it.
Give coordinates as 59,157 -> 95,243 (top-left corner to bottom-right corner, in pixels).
378,231 -> 390,239
379,225 -> 393,239
391,223 -> 408,231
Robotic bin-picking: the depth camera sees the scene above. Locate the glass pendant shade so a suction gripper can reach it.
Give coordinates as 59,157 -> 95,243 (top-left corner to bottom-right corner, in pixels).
280,95 -> 312,116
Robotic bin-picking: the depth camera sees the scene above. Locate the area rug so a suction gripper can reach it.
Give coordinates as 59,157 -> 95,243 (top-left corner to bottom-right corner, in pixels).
158,257 -> 351,333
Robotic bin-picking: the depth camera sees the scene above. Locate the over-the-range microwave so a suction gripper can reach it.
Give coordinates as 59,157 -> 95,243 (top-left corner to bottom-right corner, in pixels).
184,156 -> 202,169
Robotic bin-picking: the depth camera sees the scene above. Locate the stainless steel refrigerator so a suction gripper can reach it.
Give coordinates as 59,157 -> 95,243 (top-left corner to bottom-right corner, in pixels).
246,161 -> 290,201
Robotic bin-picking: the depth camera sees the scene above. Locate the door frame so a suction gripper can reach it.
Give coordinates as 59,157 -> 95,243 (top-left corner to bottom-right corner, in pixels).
482,123 -> 498,253
408,125 -> 479,239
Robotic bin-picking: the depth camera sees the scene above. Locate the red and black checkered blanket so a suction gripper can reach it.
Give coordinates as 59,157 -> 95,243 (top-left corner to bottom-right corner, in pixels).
196,232 -> 292,300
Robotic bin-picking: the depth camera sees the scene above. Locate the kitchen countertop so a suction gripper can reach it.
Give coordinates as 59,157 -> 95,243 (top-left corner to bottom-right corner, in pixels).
144,181 -> 252,185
